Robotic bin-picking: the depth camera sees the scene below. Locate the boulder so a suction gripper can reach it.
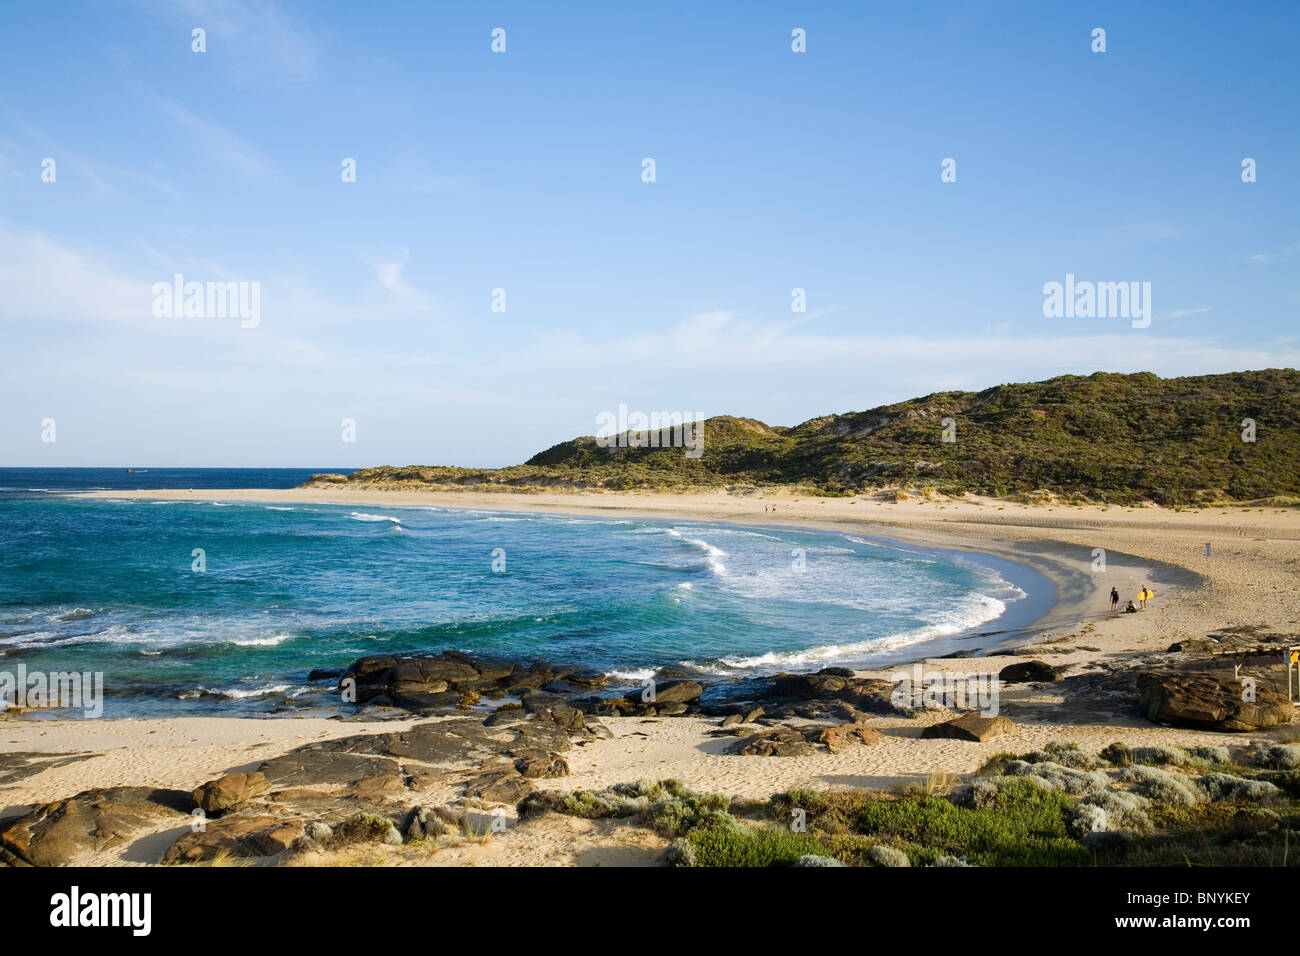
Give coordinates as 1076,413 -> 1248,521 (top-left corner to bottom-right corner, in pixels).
998,660 -> 1058,683
817,723 -> 884,753
920,713 -> 1016,742
632,680 -> 704,705
391,657 -> 479,687
192,771 -> 270,813
520,692 -> 587,732
769,671 -> 901,714
1136,671 -> 1292,732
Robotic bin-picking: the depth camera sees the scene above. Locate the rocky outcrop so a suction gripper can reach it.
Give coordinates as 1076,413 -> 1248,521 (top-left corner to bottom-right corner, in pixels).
713,668 -> 903,722
817,723 -> 884,753
1136,671 -> 1292,732
338,652 -> 607,714
163,814 -> 304,863
920,714 -> 1016,742
0,703 -> 610,865
727,721 -> 883,756
727,726 -> 819,757
0,787 -> 191,867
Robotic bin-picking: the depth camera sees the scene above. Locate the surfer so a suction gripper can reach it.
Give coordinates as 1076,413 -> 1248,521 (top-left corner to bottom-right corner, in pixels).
1109,586 -> 1119,611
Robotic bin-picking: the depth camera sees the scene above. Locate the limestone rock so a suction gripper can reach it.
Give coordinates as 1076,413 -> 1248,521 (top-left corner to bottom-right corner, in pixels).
164,813 -> 303,863
1137,671 -> 1292,732
192,771 -> 270,813
0,786 -> 190,867
921,713 -> 1016,742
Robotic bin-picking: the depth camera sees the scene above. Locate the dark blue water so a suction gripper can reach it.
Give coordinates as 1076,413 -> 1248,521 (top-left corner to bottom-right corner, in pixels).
0,468 -> 343,498
0,470 -> 1037,717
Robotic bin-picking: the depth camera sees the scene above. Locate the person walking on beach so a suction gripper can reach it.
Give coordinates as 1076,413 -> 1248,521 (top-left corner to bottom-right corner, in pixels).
1109,587 -> 1119,612
1138,586 -> 1151,610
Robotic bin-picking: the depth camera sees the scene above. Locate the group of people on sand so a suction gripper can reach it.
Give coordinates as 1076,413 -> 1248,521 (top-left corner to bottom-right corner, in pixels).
1110,585 -> 1155,614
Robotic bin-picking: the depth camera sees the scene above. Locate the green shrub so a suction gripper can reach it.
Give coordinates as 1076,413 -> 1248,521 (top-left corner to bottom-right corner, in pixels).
1120,766 -> 1202,806
1029,741 -> 1099,769
561,791 -> 623,818
685,825 -> 832,867
867,844 -> 911,867
1188,745 -> 1233,766
1130,745 -> 1188,767
1254,745 -> 1300,770
1099,742 -> 1133,767
852,779 -> 1088,867
794,854 -> 846,867
1196,772 -> 1282,803
1003,760 -> 1111,796
1080,790 -> 1153,833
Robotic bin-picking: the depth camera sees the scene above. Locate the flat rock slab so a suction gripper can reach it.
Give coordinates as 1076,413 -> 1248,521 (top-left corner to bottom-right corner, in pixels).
0,751 -> 97,788
921,714 -> 1016,742
463,768 -> 535,804
1,786 -> 191,866
164,813 -> 304,863
257,751 -> 401,788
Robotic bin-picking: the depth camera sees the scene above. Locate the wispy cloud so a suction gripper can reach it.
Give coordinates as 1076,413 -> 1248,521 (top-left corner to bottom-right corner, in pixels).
131,0 -> 321,81
0,104 -> 179,196
151,96 -> 268,173
1246,241 -> 1300,266
372,250 -> 412,297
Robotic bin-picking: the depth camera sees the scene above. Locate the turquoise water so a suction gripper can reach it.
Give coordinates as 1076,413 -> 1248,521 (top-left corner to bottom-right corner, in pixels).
0,470 -> 1034,716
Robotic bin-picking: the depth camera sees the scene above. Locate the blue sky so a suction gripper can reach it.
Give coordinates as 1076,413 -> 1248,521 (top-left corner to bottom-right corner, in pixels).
2,0 -> 1297,467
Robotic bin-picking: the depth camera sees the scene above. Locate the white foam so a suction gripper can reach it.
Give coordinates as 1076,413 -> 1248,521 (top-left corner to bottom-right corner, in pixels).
678,535 -> 728,576
679,592 -> 1009,675
349,512 -> 402,523
49,607 -> 98,623
191,683 -> 295,700
228,633 -> 293,647
606,667 -> 658,681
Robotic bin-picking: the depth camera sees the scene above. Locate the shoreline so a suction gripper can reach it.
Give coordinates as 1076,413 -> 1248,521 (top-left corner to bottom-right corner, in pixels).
67,485 -> 1124,665
2,485 -> 1294,864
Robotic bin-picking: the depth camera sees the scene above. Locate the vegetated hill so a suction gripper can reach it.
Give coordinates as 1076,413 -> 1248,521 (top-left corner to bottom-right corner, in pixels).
308,369 -> 1300,505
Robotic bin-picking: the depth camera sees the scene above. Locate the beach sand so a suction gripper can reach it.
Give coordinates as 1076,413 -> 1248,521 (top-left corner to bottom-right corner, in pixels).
4,487 -> 1298,864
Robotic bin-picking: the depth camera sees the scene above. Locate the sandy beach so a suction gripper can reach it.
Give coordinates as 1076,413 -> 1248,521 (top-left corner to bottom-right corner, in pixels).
3,486 -> 1298,865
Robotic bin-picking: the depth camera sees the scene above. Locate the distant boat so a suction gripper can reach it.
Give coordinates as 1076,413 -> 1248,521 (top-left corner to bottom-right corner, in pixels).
127,469 -> 148,473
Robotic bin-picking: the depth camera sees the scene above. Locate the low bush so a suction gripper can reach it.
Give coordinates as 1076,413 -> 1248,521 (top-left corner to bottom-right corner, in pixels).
685,825 -> 831,867
1120,766 -> 1202,806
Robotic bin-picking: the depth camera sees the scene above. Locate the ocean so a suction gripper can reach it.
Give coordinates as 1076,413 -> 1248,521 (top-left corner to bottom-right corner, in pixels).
0,468 -> 1046,717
